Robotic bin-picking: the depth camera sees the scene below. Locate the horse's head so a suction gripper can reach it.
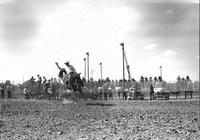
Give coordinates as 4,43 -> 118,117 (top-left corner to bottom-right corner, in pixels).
75,73 -> 81,79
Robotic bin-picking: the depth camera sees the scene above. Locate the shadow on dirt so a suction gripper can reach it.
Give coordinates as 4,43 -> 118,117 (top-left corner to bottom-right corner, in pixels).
86,103 -> 115,107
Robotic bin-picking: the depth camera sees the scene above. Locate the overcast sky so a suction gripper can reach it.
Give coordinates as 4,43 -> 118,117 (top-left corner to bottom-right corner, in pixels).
0,0 -> 199,83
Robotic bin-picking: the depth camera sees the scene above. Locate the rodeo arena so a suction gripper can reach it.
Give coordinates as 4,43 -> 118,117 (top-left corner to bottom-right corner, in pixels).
0,44 -> 200,139
0,46 -> 199,102
0,0 -> 200,138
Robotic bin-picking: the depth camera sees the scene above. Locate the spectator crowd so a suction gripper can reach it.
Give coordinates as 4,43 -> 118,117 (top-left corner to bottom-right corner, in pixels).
0,74 -> 199,100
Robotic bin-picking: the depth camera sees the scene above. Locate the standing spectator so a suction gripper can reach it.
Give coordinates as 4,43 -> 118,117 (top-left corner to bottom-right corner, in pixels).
123,80 -> 128,100
150,84 -> 154,100
140,76 -> 145,90
175,76 -> 181,98
158,76 -> 163,82
51,78 -> 59,100
23,87 -> 27,99
123,88 -> 128,100
0,86 -> 2,97
144,77 -> 150,93
144,77 -> 148,82
126,80 -> 131,90
149,77 -> 153,84
42,76 -> 47,85
103,82 -> 108,100
154,77 -> 158,85
180,78 -> 187,99
44,80 -> 50,99
37,75 -> 42,83
186,76 -> 193,99
115,80 -> 121,100
98,86 -> 103,100
6,81 -> 12,99
111,81 -> 115,99
0,86 -> 3,99
108,83 -> 113,100
37,75 -> 42,95
0,84 -> 5,99
115,86 -> 121,100
93,84 -> 99,99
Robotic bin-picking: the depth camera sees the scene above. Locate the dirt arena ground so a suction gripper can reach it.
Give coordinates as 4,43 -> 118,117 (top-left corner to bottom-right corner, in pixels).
0,98 -> 200,140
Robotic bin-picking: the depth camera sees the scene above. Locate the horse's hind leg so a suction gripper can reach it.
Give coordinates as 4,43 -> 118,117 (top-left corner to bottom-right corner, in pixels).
78,87 -> 86,101
72,91 -> 77,103
80,90 -> 87,101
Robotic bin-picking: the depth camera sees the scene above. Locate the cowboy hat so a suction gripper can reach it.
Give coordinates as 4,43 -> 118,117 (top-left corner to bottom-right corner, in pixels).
64,61 -> 69,64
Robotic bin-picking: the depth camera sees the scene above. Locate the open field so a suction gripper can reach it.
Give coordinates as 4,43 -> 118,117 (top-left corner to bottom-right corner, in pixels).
0,98 -> 200,140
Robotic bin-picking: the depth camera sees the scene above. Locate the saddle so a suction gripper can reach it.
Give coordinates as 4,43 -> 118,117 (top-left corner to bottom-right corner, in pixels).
70,73 -> 81,80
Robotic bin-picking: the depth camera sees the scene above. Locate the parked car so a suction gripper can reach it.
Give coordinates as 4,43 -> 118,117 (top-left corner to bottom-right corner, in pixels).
154,86 -> 170,100
127,85 -> 144,100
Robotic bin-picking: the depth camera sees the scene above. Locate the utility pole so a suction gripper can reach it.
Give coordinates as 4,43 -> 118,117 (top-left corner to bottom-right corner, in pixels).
121,42 -> 125,89
86,52 -> 89,82
84,58 -> 86,80
100,62 -> 102,81
160,65 -> 162,79
91,69 -> 93,80
199,83 -> 200,130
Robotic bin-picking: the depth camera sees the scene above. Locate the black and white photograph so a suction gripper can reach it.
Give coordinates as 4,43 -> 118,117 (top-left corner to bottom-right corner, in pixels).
0,0 -> 199,139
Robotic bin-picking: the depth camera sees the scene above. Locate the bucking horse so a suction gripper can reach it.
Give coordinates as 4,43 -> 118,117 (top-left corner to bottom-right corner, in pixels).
58,68 -> 86,103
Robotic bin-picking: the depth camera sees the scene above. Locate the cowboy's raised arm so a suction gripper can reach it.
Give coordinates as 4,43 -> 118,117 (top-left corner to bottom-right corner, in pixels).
55,62 -> 62,70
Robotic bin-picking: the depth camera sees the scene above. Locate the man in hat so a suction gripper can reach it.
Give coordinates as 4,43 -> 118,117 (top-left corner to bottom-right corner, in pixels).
64,61 -> 77,80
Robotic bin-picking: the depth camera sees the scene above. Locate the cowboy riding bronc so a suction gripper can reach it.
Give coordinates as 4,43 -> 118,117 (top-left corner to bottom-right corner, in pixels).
55,61 -> 86,103
64,61 -> 77,80
55,61 -> 78,84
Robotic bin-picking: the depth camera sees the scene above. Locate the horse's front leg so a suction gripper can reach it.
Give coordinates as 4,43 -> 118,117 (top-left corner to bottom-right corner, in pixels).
78,87 -> 86,101
72,90 -> 78,103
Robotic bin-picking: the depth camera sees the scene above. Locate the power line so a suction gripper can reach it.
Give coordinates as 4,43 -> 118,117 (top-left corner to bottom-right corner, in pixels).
164,65 -> 199,68
163,65 -> 199,72
131,5 -> 197,61
137,4 -> 196,44
150,5 -> 197,42
150,4 -> 196,37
